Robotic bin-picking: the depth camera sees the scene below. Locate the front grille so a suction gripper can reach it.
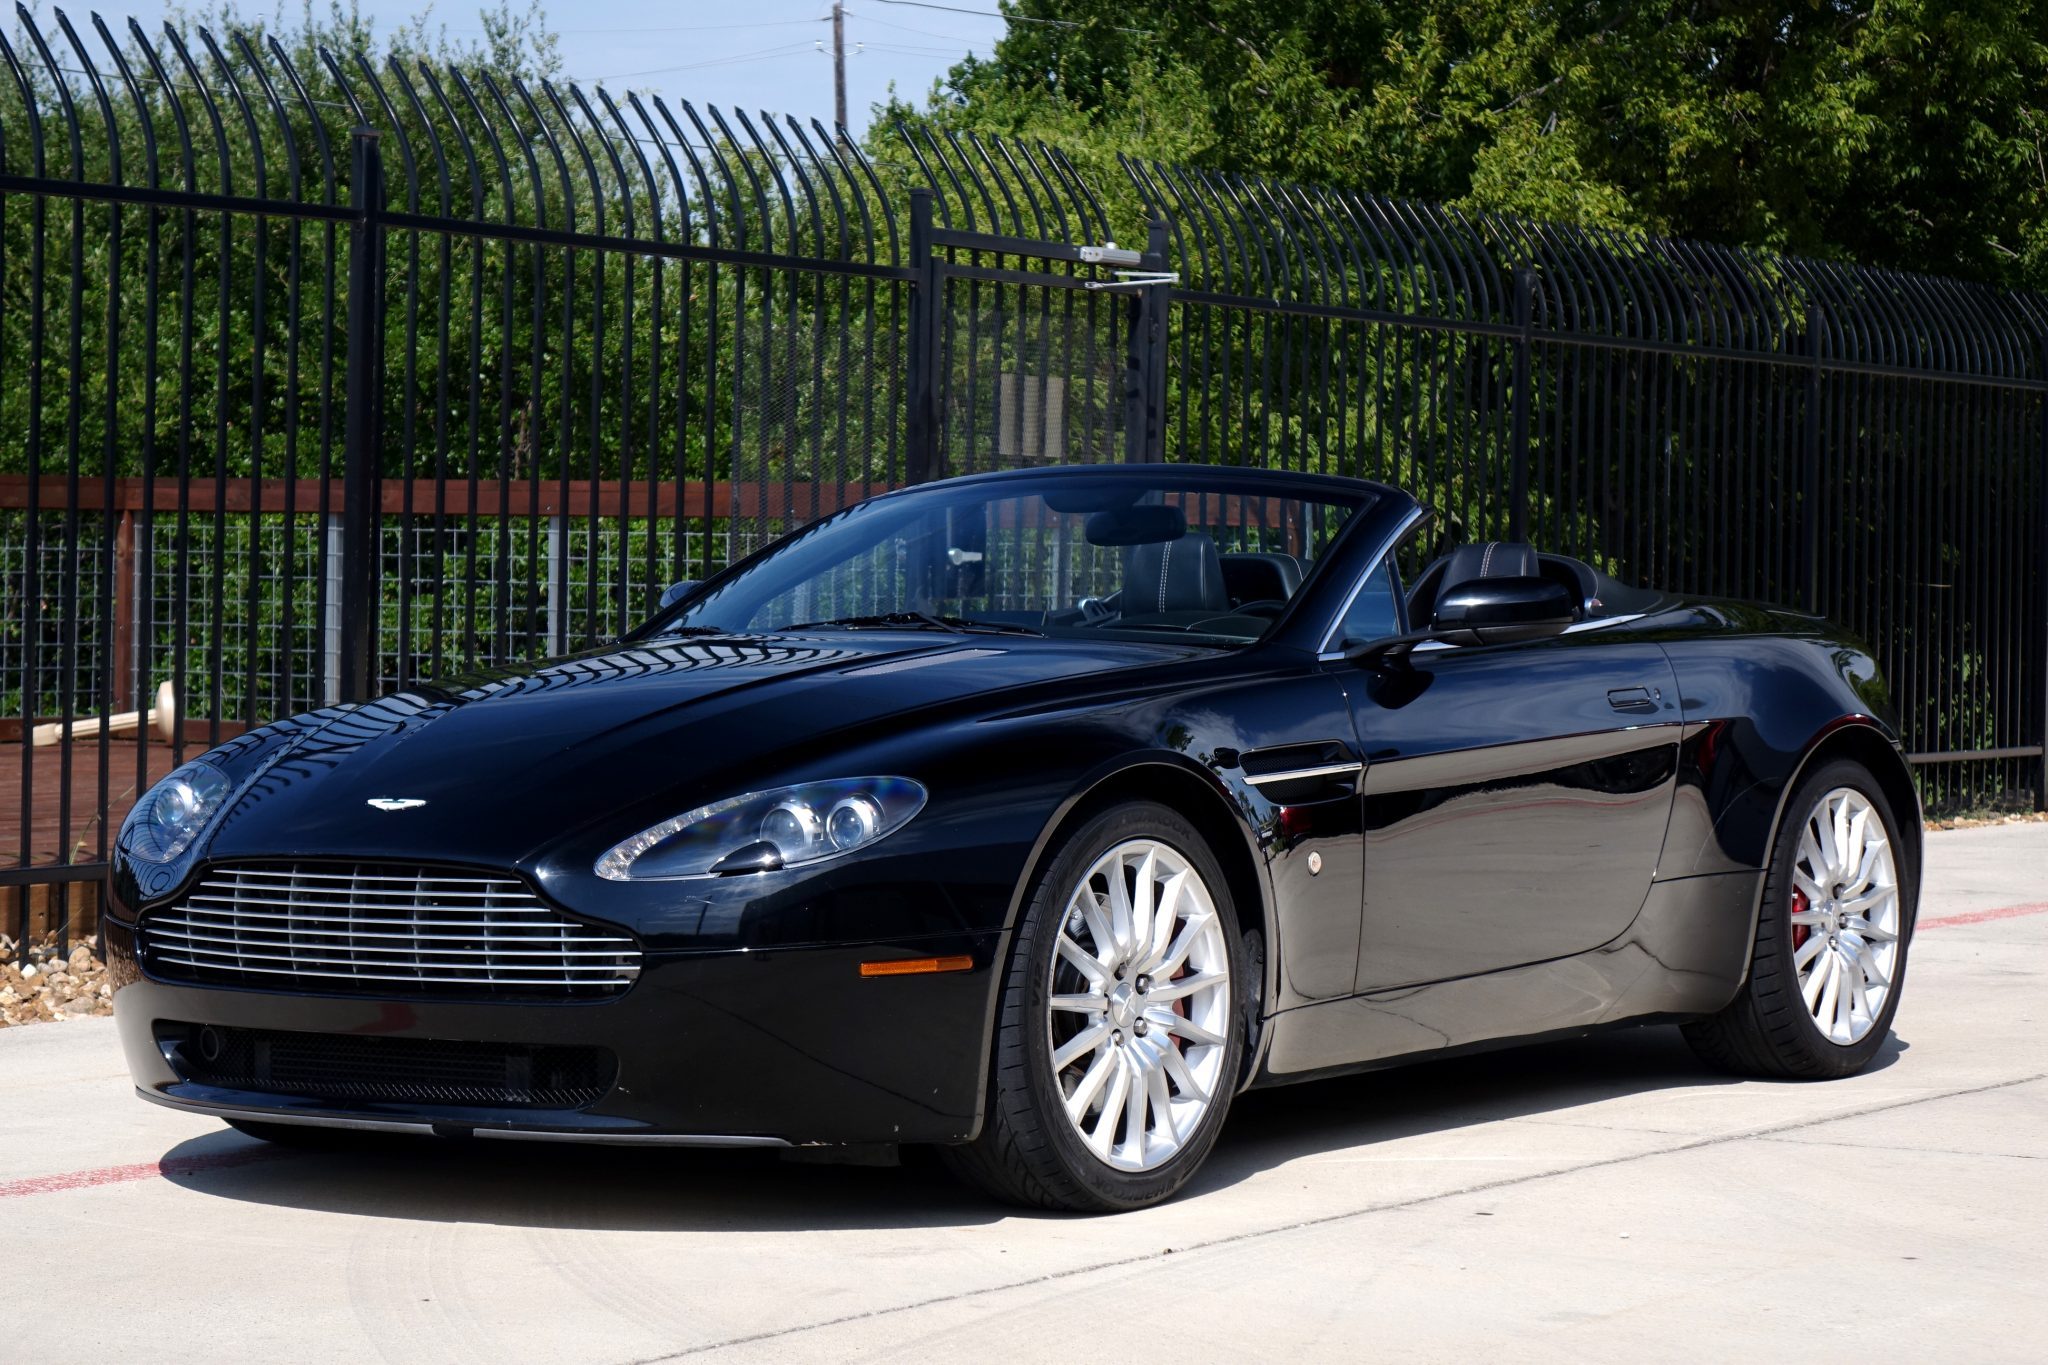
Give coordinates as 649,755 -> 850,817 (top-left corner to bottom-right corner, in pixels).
138,863 -> 640,1000
160,1023 -> 616,1108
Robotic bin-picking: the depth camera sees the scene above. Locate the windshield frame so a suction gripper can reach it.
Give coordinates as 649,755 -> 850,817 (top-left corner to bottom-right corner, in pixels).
626,466 -> 1388,651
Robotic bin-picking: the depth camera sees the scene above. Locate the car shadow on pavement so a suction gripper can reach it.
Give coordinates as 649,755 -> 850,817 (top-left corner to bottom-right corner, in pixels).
1187,1022 -> 1909,1197
158,1023 -> 1907,1229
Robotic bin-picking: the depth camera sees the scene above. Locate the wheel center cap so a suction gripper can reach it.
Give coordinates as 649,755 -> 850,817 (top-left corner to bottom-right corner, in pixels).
1107,981 -> 1139,1031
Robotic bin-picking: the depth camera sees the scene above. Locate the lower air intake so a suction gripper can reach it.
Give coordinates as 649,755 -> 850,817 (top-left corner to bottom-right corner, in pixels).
160,1023 -> 617,1110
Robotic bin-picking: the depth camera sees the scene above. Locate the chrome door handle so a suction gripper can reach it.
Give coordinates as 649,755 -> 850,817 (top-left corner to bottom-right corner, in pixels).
1607,686 -> 1656,713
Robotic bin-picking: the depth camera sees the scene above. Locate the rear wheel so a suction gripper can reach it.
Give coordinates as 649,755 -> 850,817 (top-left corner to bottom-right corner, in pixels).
1682,758 -> 1914,1078
943,801 -> 1245,1211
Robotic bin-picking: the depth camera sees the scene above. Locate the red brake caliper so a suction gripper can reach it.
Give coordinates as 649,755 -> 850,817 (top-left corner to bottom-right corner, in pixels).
1790,887 -> 1810,950
1169,924 -> 1190,1053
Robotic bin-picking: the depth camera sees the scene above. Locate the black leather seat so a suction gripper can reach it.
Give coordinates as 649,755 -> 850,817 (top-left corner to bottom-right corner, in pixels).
1124,532 -> 1227,616
1438,541 -> 1539,595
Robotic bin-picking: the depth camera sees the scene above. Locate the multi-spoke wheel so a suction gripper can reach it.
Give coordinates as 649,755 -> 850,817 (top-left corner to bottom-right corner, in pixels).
1046,839 -> 1232,1172
1683,759 -> 1915,1079
944,802 -> 1245,1211
1787,787 -> 1902,1046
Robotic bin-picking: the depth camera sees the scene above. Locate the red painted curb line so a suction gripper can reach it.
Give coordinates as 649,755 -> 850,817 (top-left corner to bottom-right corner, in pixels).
1919,900 -> 2048,929
0,1144 -> 292,1199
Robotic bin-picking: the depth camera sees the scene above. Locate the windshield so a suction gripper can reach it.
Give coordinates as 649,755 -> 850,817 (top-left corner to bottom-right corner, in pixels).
660,472 -> 1371,645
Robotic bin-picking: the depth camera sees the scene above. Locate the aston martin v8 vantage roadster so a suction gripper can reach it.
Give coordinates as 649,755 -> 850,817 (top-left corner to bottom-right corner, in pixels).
106,463 -> 1919,1211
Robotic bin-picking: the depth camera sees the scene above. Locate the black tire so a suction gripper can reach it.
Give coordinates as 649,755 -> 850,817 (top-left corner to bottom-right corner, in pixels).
1682,758 -> 1916,1079
942,801 -> 1247,1212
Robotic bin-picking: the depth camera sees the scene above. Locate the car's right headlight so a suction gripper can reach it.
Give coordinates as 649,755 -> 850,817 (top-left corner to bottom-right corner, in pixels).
119,759 -> 235,864
595,776 -> 927,881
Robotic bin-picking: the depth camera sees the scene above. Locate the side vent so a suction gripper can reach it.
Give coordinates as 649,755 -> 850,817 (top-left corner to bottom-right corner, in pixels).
1239,741 -> 1362,804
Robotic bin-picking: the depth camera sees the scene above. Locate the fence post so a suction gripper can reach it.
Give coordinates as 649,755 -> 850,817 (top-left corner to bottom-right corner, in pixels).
905,189 -> 938,485
2037,333 -> 2047,811
1803,305 -> 1826,616
1123,218 -> 1171,463
338,127 -> 386,703
1509,266 -> 1534,542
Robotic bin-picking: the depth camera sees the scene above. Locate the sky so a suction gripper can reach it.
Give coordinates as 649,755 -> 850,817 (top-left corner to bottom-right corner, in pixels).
189,0 -> 1013,135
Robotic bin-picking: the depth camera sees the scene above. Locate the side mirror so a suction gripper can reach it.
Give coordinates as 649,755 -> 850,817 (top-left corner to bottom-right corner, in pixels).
1342,629 -> 1436,667
1431,575 -> 1576,645
658,580 -> 701,609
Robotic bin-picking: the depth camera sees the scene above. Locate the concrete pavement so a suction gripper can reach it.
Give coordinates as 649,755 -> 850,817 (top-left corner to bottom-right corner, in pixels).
3,822 -> 2043,1362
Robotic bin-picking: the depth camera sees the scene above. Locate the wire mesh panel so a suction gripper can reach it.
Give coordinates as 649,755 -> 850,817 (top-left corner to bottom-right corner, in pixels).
0,16 -> 357,883
900,128 -> 1150,479
1815,374 -> 2045,810
938,273 -> 1130,476
366,88 -> 906,680
723,261 -> 908,567
1135,164 -> 1525,538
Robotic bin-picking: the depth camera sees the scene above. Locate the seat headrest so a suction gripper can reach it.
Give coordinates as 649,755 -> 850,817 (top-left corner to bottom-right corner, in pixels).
1125,532 -> 1226,615
1219,552 -> 1302,606
1440,541 -> 1539,594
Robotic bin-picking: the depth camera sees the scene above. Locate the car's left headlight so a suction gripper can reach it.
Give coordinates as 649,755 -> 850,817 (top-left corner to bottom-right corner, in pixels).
596,777 -> 927,881
120,759 -> 235,864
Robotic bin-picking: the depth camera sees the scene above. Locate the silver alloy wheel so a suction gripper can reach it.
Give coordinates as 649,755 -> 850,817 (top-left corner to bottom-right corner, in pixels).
1045,838 -> 1231,1173
1789,786 -> 1902,1046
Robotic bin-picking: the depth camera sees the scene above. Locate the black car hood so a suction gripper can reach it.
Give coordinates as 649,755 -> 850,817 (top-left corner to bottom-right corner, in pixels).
205,631 -> 1201,867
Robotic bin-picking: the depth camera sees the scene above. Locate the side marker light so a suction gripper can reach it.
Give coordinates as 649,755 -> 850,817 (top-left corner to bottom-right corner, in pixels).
858,955 -> 974,977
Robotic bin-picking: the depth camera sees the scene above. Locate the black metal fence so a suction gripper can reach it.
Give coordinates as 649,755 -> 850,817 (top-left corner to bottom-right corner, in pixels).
2,12 -> 2043,952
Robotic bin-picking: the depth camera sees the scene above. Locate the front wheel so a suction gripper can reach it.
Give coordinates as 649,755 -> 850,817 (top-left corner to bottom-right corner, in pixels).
944,801 -> 1246,1211
1683,758 -> 1914,1078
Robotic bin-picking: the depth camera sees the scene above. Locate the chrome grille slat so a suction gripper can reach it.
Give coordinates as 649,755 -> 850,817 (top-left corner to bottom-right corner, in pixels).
202,869 -> 518,886
192,887 -> 531,903
152,942 -> 636,971
176,900 -> 557,925
146,931 -> 637,960
152,914 -> 629,941
152,957 -> 631,990
138,862 -> 642,1000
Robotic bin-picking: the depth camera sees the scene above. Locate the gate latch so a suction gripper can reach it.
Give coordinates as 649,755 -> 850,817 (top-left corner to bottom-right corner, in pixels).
1084,270 -> 1180,292
1078,243 -> 1143,266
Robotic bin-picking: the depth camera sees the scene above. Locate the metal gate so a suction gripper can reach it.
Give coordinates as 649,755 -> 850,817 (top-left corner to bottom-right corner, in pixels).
905,189 -> 1172,480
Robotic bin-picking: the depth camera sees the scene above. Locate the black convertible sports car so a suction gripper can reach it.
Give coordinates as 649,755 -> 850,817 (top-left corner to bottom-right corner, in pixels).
105,463 -> 1919,1211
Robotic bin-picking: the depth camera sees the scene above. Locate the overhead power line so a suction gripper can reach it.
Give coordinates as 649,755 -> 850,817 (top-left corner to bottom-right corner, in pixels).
598,42 -> 820,83
855,14 -> 992,43
867,0 -> 1152,37
440,18 -> 828,36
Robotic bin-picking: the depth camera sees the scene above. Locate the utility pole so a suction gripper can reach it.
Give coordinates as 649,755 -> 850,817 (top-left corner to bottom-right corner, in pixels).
831,2 -> 847,134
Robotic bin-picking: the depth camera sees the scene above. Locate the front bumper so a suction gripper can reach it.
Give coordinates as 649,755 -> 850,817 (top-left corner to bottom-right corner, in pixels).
105,917 -> 1006,1146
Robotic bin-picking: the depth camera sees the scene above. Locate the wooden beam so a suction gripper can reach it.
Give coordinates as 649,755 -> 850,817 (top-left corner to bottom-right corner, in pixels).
0,477 -> 894,519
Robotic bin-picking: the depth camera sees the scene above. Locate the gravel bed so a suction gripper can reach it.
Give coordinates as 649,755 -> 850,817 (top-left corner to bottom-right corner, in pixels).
1925,810 -> 2048,832
0,938 -> 112,1028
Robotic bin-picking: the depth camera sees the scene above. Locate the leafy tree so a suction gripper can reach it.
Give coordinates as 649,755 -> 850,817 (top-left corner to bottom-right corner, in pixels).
909,1 -> 2048,291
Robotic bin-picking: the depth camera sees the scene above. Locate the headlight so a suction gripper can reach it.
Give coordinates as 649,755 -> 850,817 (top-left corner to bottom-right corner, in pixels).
121,759 -> 235,864
595,777 -> 927,881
